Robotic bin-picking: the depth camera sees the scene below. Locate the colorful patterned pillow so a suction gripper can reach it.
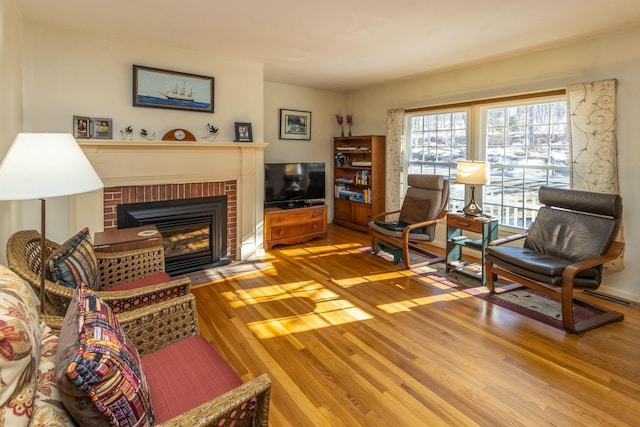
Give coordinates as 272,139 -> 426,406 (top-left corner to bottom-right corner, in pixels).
55,285 -> 154,426
46,227 -> 102,290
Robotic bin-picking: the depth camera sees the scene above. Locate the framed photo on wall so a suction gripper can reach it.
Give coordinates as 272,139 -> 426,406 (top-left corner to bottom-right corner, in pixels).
91,118 -> 113,139
279,108 -> 311,140
234,122 -> 253,142
132,64 -> 215,113
73,115 -> 90,139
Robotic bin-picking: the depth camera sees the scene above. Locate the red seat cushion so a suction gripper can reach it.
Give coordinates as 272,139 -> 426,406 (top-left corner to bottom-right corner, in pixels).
141,335 -> 243,423
107,272 -> 172,291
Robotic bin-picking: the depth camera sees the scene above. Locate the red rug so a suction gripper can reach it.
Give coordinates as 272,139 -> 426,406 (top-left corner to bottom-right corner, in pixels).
365,246 -> 601,333
419,267 -> 601,333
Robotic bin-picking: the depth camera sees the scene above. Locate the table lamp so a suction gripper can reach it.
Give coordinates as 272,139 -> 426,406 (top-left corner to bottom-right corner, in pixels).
456,160 -> 490,217
0,133 -> 104,313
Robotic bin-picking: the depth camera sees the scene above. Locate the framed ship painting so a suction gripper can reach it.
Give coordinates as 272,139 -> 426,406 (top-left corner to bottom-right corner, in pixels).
132,65 -> 215,113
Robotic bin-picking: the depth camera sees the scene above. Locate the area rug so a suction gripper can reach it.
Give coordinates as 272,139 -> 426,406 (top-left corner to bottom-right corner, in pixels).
364,246 -> 601,333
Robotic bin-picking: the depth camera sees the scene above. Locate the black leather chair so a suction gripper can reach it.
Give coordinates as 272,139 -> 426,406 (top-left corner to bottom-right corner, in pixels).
369,174 -> 449,268
485,186 -> 625,334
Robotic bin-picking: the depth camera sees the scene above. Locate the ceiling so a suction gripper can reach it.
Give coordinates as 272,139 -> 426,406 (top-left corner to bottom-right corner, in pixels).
16,0 -> 640,92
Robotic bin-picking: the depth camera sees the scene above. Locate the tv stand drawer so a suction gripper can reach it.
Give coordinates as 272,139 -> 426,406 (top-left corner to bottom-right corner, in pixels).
264,205 -> 327,250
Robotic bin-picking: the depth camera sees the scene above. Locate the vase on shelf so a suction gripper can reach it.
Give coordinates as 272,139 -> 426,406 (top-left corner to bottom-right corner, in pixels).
341,126 -> 344,137
348,126 -> 352,137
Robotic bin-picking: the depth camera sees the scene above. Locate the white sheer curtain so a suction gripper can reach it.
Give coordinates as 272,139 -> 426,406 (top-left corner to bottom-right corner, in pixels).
385,108 -> 405,216
567,78 -> 624,269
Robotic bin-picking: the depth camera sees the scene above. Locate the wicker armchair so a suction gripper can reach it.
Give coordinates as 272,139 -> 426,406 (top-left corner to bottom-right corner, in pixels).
44,293 -> 271,426
7,229 -> 191,316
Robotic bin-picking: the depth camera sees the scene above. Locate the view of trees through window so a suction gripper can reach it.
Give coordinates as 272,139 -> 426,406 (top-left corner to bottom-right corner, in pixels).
405,96 -> 570,229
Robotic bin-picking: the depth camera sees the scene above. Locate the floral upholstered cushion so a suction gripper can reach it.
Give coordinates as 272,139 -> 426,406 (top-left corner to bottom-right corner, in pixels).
0,264 -> 74,427
33,329 -> 77,427
56,285 -> 154,427
46,227 -> 102,291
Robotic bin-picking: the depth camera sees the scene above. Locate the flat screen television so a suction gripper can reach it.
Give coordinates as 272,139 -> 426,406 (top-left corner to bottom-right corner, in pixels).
264,162 -> 326,208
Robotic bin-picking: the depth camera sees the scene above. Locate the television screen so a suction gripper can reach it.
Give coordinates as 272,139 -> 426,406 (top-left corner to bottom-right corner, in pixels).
265,162 -> 325,207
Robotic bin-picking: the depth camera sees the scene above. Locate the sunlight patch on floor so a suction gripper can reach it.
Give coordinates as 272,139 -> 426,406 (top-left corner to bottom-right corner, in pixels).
221,280 -> 334,307
278,243 -> 362,258
248,304 -> 372,339
332,270 -> 418,288
219,276 -> 374,337
377,290 -> 474,313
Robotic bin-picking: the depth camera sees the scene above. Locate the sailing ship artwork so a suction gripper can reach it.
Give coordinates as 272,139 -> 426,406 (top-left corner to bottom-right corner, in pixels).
133,65 -> 215,113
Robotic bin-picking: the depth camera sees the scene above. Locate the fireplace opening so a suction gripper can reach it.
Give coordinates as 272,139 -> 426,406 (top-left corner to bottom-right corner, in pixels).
117,196 -> 230,275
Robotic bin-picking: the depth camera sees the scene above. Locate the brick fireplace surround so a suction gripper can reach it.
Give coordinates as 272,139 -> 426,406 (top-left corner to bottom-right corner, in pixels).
73,140 -> 267,262
103,181 -> 237,259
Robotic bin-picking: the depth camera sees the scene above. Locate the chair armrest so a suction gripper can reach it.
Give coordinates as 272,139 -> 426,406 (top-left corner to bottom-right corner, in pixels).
40,293 -> 199,355
116,294 -> 200,356
97,246 -> 166,287
562,241 -> 625,281
370,209 -> 401,222
488,232 -> 528,246
157,374 -> 272,427
97,277 -> 192,313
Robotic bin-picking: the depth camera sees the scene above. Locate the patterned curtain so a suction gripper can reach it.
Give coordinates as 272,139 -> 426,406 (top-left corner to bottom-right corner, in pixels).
567,78 -> 624,270
385,108 -> 405,216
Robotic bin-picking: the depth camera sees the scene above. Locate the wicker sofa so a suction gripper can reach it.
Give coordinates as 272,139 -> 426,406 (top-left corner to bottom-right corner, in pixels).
7,229 -> 191,316
0,263 -> 271,426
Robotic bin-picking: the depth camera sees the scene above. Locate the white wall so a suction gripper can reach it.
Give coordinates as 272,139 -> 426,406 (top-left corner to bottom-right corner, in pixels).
0,0 -> 24,265
18,22 -> 265,245
345,27 -> 640,301
264,82 -> 345,220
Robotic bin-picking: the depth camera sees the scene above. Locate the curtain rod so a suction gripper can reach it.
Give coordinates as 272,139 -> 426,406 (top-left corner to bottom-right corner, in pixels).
405,89 -> 566,113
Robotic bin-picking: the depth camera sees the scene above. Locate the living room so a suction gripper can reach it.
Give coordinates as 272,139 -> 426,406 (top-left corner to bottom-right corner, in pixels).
1,1 -> 640,424
2,3 -> 639,301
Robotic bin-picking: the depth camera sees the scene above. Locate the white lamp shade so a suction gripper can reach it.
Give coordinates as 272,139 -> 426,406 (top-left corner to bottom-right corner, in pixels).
0,133 -> 103,200
456,161 -> 490,185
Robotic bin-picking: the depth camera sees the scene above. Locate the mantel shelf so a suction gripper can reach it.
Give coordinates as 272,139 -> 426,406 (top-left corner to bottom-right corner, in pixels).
79,140 -> 268,149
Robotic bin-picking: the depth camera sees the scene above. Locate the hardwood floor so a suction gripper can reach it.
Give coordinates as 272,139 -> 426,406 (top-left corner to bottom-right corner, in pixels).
188,224 -> 640,426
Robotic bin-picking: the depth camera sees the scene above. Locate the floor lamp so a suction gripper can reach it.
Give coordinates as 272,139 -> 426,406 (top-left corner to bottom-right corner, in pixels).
456,160 -> 490,217
0,133 -> 103,313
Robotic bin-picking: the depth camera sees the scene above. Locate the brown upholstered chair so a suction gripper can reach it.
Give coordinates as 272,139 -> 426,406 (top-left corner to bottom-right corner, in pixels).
485,186 -> 625,334
369,174 -> 449,268
7,229 -> 191,316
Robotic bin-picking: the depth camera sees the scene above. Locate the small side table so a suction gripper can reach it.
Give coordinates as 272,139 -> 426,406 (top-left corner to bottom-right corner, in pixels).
445,214 -> 499,286
94,225 -> 162,253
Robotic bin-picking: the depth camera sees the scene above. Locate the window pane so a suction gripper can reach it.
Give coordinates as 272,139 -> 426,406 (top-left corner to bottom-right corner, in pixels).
406,110 -> 468,212
485,98 -> 569,228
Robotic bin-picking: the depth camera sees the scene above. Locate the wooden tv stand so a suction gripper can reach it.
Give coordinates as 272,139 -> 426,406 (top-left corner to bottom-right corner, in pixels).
264,205 -> 327,250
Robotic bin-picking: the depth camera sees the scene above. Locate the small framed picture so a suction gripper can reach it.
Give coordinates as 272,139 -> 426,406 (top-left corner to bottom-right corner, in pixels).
279,108 -> 311,140
234,122 -> 253,142
73,115 -> 90,139
91,118 -> 113,139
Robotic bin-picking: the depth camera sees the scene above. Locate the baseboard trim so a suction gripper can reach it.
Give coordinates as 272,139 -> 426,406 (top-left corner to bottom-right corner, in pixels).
582,289 -> 635,307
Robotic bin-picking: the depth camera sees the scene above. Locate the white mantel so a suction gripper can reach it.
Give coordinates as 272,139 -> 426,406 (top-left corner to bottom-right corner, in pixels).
70,140 -> 267,260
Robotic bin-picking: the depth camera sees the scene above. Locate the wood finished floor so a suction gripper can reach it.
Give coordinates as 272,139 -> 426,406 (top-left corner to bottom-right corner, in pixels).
187,224 -> 640,426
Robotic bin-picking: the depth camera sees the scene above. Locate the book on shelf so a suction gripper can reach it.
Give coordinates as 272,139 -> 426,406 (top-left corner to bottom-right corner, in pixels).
448,259 -> 468,269
337,146 -> 357,150
465,238 -> 483,248
462,263 -> 483,275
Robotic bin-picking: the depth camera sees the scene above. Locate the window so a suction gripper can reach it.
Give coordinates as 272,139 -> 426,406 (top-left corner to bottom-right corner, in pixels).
406,109 -> 469,214
405,92 -> 569,230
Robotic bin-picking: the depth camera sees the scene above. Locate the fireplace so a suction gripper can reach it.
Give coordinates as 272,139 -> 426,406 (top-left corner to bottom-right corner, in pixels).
117,196 -> 230,275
